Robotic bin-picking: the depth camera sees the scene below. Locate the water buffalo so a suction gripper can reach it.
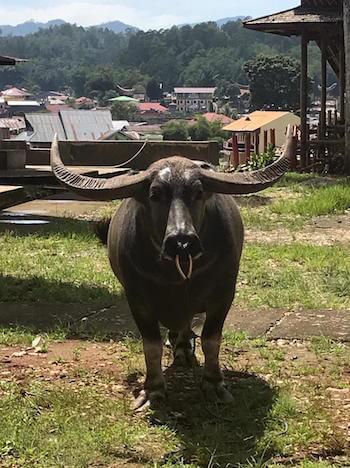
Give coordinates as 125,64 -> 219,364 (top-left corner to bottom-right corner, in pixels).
51,127 -> 293,410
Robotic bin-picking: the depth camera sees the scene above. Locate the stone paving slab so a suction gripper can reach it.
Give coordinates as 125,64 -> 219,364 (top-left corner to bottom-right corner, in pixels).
224,308 -> 285,337
267,309 -> 350,341
4,192 -> 107,219
1,303 -> 349,342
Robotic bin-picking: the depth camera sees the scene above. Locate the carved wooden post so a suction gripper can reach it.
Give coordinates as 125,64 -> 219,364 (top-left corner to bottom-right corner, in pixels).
245,133 -> 251,163
231,134 -> 239,168
300,32 -> 309,169
344,0 -> 350,174
263,130 -> 268,152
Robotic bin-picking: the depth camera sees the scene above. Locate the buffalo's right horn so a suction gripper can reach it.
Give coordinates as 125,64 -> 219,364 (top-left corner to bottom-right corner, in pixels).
51,134 -> 149,200
200,125 -> 295,195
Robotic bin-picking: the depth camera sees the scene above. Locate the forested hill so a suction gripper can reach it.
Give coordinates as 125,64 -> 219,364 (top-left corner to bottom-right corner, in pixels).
0,20 -> 314,97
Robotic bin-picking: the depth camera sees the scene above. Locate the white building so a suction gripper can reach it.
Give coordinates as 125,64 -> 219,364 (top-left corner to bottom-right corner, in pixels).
174,87 -> 216,113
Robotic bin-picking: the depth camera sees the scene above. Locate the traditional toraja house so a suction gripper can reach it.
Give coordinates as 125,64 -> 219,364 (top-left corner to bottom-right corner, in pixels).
0,55 -> 26,66
244,0 -> 350,174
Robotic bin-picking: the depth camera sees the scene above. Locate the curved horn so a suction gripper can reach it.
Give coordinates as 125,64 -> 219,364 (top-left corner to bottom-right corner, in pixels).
51,134 -> 149,200
200,125 -> 294,194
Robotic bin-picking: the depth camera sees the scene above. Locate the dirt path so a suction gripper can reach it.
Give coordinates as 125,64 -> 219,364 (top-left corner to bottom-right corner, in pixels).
245,213 -> 350,245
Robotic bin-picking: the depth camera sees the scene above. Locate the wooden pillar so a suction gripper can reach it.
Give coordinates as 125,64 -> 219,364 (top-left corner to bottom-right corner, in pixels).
255,131 -> 260,154
344,0 -> 350,174
263,130 -> 268,152
270,128 -> 276,147
320,38 -> 327,155
300,33 -> 309,169
231,133 -> 239,168
245,133 -> 251,163
339,39 -> 345,123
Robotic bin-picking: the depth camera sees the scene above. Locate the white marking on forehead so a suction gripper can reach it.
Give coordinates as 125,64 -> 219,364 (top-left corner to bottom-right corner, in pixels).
158,167 -> 172,181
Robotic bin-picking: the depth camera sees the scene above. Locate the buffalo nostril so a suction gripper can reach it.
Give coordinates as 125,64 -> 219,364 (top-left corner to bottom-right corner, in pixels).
163,233 -> 202,259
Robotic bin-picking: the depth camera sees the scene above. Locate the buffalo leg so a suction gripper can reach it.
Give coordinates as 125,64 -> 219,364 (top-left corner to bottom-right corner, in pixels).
129,305 -> 165,411
201,304 -> 233,403
169,327 -> 197,367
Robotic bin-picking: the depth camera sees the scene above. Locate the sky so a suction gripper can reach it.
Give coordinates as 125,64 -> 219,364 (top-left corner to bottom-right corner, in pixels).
0,0 -> 298,29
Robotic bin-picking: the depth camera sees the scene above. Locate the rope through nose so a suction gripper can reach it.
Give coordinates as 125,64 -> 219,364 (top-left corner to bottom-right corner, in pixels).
175,254 -> 193,281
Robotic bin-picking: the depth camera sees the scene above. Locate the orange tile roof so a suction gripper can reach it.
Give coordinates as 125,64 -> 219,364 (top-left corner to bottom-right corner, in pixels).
203,112 -> 234,125
223,111 -> 290,132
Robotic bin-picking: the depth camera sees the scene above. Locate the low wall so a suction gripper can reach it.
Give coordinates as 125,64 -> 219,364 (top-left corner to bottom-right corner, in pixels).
25,140 -> 220,169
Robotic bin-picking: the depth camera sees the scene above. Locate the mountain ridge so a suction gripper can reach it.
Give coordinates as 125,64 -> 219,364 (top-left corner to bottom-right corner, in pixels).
0,16 -> 247,36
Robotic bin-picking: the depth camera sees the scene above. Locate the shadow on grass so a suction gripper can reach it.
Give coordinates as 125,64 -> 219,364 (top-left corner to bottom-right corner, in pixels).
128,365 -> 277,467
0,274 -> 139,341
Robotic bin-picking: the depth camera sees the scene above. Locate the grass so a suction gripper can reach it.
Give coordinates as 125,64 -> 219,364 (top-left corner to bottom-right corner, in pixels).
238,174 -> 350,231
0,223 -> 349,318
0,335 -> 348,467
237,243 -> 350,310
0,172 -> 349,466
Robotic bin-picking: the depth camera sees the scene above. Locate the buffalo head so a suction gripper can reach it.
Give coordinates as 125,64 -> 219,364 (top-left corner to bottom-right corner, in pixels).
51,126 -> 293,271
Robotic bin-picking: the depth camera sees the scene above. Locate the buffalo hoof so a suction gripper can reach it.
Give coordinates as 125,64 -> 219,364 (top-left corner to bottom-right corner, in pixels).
132,388 -> 166,412
201,379 -> 234,404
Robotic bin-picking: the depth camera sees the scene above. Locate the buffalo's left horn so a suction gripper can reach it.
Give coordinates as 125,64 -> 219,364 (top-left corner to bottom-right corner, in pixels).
200,125 -> 294,194
50,134 -> 149,200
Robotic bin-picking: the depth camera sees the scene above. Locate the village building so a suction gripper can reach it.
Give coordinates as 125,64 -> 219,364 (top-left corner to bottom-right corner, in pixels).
244,0 -> 350,173
174,87 -> 216,113
202,112 -> 234,126
223,111 -> 301,164
0,87 -> 32,101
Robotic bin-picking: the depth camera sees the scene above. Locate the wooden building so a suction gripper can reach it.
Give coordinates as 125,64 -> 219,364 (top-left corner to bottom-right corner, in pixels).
245,0 -> 350,174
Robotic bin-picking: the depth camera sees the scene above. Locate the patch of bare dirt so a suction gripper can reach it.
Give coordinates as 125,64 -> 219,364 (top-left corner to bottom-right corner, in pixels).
245,213 -> 350,245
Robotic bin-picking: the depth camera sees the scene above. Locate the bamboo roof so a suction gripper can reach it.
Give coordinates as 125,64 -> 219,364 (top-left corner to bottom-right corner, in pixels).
244,6 -> 342,36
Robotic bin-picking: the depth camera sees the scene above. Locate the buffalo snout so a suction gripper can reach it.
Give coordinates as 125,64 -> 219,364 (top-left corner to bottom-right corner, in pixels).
162,232 -> 202,260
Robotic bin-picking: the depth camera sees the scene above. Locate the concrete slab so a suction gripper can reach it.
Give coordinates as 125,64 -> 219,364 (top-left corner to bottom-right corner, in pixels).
0,302 -> 138,338
4,192 -> 107,219
0,185 -> 25,209
268,309 -> 350,341
0,302 -> 349,342
225,308 -> 286,338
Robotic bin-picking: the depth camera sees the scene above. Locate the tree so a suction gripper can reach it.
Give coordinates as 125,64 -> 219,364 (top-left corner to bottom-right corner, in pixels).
146,79 -> 162,101
111,102 -> 137,121
244,55 -> 301,111
162,121 -> 189,141
189,115 -> 228,144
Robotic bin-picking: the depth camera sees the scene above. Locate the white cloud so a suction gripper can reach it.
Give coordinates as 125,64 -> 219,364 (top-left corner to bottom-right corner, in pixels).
0,1 -> 185,29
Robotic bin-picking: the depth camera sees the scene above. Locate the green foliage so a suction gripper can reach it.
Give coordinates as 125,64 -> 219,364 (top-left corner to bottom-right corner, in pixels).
188,115 -> 228,143
244,55 -> 301,110
243,144 -> 276,171
0,20 -> 303,98
162,120 -> 189,141
111,101 -> 137,121
146,78 -> 162,100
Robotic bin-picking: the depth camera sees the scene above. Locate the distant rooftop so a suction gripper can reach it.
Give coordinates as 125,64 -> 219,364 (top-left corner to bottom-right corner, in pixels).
0,55 -> 27,66
137,102 -> 167,113
223,111 -> 293,132
174,87 -> 217,94
1,87 -> 32,97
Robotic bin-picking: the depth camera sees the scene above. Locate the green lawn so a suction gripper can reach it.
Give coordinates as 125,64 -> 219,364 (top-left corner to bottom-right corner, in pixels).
0,334 -> 348,467
0,173 -> 349,467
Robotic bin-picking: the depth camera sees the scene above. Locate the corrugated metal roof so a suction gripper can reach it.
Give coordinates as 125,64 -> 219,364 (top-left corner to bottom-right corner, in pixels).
25,113 -> 66,142
60,110 -> 114,141
7,100 -> 41,106
174,87 -> 216,94
223,111 -> 292,132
